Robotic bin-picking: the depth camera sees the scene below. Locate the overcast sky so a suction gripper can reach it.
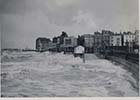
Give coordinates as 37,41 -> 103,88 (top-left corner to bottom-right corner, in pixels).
0,0 -> 138,49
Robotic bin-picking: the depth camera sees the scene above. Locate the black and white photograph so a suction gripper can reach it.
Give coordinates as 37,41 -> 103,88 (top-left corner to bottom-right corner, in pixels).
0,0 -> 139,98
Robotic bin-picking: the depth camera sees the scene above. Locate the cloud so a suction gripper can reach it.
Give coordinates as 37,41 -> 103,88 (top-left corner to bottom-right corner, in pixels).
73,11 -> 97,28
1,11 -> 52,49
54,0 -> 79,7
113,14 -> 138,32
0,0 -> 138,49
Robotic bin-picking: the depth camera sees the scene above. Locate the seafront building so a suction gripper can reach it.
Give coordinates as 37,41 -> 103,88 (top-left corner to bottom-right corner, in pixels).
36,30 -> 139,53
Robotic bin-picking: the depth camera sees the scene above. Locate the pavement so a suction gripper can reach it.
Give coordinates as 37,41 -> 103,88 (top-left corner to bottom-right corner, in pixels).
85,53 -> 99,60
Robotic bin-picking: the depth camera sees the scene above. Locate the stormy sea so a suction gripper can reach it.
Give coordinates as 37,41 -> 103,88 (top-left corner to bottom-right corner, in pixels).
1,50 -> 138,97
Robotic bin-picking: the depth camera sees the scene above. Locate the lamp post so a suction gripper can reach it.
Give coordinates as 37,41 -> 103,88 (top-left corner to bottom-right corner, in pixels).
83,48 -> 85,63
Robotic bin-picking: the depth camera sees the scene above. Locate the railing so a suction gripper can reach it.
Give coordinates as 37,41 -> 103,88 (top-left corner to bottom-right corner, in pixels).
100,46 -> 139,64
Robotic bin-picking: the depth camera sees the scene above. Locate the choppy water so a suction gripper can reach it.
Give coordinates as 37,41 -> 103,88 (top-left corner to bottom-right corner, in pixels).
1,51 -> 138,97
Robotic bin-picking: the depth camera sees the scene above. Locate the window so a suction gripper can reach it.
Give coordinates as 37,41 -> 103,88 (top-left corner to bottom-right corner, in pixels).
65,39 -> 71,45
117,38 -> 120,40
111,40 -> 113,44
116,38 -> 120,46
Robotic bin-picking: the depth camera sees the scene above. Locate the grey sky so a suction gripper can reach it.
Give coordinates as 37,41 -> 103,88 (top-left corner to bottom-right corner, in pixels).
0,0 -> 138,49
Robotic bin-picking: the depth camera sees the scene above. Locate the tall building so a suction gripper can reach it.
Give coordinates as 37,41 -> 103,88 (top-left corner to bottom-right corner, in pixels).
82,34 -> 94,53
83,34 -> 94,47
123,32 -> 135,46
94,31 -> 102,52
50,32 -> 68,52
122,32 -> 136,53
62,36 -> 77,53
48,42 -> 57,51
59,31 -> 68,45
77,35 -> 84,46
134,30 -> 139,46
52,36 -> 61,51
59,32 -> 68,51
36,37 -> 51,52
110,34 -> 123,46
102,30 -> 114,47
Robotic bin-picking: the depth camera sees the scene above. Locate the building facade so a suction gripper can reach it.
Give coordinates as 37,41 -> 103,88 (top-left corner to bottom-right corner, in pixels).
110,34 -> 123,46
62,36 -> 77,53
82,34 -> 94,53
48,42 -> 55,51
94,31 -> 102,52
123,32 -> 135,46
134,30 -> 139,46
52,36 -> 61,52
102,30 -> 114,46
123,32 -> 136,53
36,37 -> 51,52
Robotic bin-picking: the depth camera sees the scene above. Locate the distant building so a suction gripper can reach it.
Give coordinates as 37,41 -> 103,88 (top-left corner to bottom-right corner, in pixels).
83,34 -> 94,47
36,37 -> 51,52
52,36 -> 60,44
110,34 -> 123,46
134,30 -> 139,46
122,32 -> 136,53
59,31 -> 68,44
94,31 -> 102,52
50,32 -> 68,52
52,37 -> 58,44
77,35 -> 84,46
58,32 -> 68,51
102,30 -> 114,47
133,30 -> 139,53
82,34 -> 94,53
48,42 -> 57,51
62,36 -> 77,53
94,30 -> 113,52
52,36 -> 61,51
123,32 -> 135,46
